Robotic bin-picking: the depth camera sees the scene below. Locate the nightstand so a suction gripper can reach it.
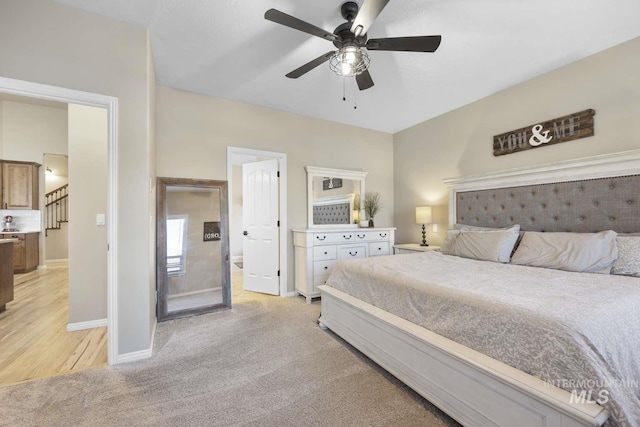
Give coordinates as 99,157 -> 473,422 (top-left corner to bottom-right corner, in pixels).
393,243 -> 441,255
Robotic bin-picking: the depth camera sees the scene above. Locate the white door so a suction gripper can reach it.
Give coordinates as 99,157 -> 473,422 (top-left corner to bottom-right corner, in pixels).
242,159 -> 280,295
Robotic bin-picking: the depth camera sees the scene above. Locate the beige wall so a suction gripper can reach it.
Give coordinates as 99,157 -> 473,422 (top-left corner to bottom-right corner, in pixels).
166,190 -> 222,295
146,35 -> 157,338
394,36 -> 640,247
68,104 -> 107,323
0,100 -> 68,161
156,86 -> 394,293
0,0 -> 154,354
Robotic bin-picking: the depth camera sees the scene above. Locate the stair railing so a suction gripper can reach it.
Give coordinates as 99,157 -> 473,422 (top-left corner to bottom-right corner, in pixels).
45,184 -> 69,237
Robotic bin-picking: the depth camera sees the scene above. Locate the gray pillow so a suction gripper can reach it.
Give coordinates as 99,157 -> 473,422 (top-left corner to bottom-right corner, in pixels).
447,225 -> 520,263
511,231 -> 618,274
611,236 -> 640,277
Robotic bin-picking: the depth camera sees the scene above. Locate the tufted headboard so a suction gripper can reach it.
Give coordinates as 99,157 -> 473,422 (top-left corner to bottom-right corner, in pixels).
456,174 -> 640,233
313,203 -> 351,225
444,151 -> 640,233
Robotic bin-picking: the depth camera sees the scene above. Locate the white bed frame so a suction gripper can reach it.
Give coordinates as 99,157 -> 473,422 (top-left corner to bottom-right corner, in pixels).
318,150 -> 640,427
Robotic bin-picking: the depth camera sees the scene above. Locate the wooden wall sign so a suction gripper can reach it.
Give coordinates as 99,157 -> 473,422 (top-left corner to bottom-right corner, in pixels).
493,109 -> 595,156
203,221 -> 221,242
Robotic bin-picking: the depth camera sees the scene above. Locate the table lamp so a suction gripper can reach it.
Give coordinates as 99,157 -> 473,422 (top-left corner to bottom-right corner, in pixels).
415,206 -> 432,246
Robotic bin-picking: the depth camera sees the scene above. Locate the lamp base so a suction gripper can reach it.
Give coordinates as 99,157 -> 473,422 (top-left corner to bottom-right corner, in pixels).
420,224 -> 428,247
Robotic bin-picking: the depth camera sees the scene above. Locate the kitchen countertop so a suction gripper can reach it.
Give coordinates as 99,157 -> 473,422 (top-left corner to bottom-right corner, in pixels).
0,231 -> 41,235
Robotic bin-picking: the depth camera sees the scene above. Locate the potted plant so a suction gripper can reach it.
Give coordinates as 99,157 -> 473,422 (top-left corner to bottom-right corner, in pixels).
364,192 -> 381,228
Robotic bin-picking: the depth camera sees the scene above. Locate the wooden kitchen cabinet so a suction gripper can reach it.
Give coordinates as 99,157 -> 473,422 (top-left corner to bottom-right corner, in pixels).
0,241 -> 14,312
9,233 -> 39,274
1,160 -> 41,210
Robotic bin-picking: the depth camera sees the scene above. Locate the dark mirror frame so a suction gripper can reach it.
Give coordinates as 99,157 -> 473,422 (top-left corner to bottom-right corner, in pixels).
156,177 -> 231,321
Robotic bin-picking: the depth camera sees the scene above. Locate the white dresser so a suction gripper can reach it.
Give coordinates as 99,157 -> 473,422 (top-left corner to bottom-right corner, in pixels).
292,227 -> 395,303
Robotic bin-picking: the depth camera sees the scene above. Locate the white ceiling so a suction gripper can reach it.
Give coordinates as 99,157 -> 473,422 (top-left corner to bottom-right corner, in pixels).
53,0 -> 640,133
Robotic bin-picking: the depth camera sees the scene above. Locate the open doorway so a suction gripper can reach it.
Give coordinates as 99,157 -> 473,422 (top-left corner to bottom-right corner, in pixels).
0,78 -> 117,382
226,147 -> 289,298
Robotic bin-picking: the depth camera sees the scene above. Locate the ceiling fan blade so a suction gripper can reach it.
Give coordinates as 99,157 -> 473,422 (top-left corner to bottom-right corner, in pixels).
265,9 -> 338,42
350,0 -> 390,36
286,51 -> 336,79
367,35 -> 442,52
356,70 -> 374,90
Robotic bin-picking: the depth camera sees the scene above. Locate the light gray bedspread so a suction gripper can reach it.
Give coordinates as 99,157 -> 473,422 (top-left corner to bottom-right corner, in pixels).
325,251 -> 640,427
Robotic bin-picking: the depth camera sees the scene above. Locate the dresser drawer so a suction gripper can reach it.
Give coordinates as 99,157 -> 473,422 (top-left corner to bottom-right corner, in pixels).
313,232 -> 356,244
313,275 -> 331,289
313,245 -> 337,261
338,245 -> 366,260
313,260 -> 338,276
354,230 -> 390,242
368,242 -> 390,256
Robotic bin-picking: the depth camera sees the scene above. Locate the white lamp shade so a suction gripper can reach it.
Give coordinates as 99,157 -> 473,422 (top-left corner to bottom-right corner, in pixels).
415,206 -> 432,224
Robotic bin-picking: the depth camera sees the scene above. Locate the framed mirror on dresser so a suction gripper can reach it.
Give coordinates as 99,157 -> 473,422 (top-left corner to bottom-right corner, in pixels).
293,166 -> 395,303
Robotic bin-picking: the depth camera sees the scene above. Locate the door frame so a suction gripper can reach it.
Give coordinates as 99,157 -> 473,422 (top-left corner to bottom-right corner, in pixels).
226,147 -> 290,297
0,76 -> 118,364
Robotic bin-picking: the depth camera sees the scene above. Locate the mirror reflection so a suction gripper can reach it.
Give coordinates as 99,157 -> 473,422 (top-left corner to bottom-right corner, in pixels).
306,166 -> 367,228
157,178 -> 230,321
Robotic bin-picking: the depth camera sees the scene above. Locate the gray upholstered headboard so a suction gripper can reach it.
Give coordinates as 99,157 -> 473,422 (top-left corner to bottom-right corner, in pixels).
313,203 -> 351,225
456,174 -> 640,233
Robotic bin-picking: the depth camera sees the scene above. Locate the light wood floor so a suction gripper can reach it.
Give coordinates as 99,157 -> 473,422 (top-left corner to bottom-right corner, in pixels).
0,262 -> 107,385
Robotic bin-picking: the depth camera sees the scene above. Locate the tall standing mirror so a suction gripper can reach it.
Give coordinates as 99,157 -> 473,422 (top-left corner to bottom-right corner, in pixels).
156,177 -> 231,321
305,166 -> 367,229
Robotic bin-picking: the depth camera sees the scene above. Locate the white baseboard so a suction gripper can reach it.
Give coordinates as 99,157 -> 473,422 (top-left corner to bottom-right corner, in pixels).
114,320 -> 156,364
67,318 -> 108,332
46,258 -> 69,263
168,288 -> 221,299
283,291 -> 297,298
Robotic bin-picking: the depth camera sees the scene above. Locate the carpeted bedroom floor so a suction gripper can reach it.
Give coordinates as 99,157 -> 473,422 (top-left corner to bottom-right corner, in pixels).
0,266 -> 460,426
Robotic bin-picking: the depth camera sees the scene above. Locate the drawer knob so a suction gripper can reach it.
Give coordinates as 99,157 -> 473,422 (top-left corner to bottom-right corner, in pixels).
316,236 -> 326,241
324,251 -> 328,255
343,234 -> 352,239
349,251 -> 358,256
357,234 -> 365,238
324,266 -> 328,270
379,233 -> 387,238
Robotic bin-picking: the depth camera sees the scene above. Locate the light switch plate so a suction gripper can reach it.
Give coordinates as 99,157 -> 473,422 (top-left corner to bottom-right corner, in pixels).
96,214 -> 106,226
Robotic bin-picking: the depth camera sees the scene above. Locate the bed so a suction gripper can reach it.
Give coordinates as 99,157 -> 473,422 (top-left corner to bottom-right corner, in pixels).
318,151 -> 640,427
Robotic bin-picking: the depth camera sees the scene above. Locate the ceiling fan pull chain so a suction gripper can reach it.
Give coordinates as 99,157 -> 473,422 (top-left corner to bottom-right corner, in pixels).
354,78 -> 358,110
343,78 -> 346,102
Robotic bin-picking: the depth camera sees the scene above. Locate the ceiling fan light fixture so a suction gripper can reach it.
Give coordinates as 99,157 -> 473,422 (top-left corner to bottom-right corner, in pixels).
329,44 -> 370,77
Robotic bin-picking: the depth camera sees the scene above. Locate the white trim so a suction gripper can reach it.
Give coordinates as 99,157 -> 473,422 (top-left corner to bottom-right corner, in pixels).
231,255 -> 243,263
226,147 -> 288,298
444,149 -> 640,226
45,258 -> 69,264
67,318 -> 108,332
0,76 -> 119,365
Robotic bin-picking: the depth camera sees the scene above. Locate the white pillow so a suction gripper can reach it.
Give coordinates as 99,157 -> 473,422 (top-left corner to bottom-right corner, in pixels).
440,229 -> 461,254
445,225 -> 520,263
611,236 -> 640,277
511,231 -> 618,274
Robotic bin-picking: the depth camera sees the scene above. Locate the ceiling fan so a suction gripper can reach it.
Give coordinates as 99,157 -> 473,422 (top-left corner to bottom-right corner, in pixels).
264,0 -> 442,91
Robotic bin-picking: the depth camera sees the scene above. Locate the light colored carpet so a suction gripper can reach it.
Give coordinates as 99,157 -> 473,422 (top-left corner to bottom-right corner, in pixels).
0,267 -> 460,426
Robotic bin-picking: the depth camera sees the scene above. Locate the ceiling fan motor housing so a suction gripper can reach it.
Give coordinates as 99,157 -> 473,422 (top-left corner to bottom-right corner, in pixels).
340,2 -> 359,21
